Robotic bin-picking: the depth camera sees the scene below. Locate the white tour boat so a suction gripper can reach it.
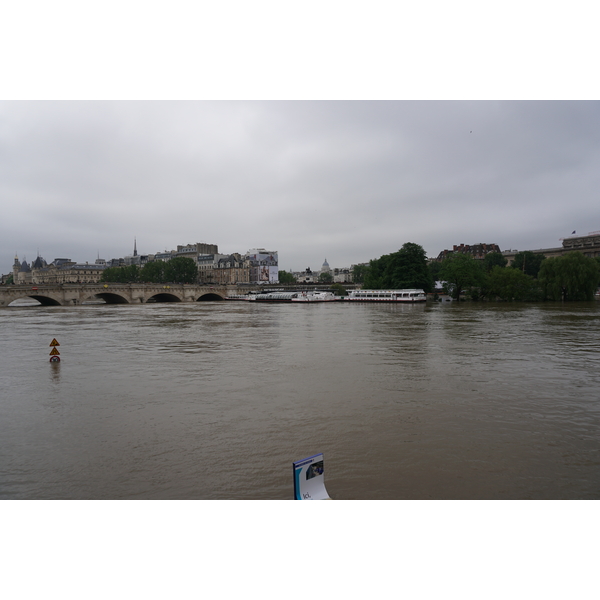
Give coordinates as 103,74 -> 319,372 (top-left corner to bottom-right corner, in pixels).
344,289 -> 427,302
248,292 -> 300,302
291,291 -> 338,303
248,290 -> 340,303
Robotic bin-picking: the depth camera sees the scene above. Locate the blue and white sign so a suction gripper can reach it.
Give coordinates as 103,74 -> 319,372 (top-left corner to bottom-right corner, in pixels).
293,453 -> 330,500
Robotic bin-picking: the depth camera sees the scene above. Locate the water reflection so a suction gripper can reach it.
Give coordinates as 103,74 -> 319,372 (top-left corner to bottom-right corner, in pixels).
49,361 -> 61,383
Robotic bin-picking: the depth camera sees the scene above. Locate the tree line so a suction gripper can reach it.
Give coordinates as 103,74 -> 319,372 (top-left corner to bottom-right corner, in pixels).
101,257 -> 198,284
356,243 -> 600,302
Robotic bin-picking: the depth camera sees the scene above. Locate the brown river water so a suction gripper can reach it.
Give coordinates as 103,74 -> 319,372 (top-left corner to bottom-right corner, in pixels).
1,299 -> 599,499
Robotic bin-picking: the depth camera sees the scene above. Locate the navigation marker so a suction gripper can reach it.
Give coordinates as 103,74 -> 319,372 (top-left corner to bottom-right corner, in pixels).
49,338 -> 61,362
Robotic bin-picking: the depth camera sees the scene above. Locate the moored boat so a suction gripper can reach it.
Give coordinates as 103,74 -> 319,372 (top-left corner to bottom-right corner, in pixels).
344,289 -> 426,302
291,291 -> 338,303
249,292 -> 300,302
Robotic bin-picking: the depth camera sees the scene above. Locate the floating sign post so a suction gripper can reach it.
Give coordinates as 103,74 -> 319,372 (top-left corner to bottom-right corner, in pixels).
292,453 -> 331,500
49,338 -> 60,362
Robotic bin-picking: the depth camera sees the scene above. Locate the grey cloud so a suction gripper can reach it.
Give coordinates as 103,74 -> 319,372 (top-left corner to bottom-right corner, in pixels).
1,101 -> 599,273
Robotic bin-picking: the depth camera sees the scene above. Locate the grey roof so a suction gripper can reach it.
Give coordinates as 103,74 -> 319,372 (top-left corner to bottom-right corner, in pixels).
72,264 -> 106,270
32,256 -> 46,269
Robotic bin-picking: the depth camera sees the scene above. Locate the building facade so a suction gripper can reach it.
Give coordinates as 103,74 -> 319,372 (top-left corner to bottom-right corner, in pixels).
502,232 -> 600,265
212,253 -> 250,285
245,249 -> 279,284
333,267 -> 352,283
436,243 -> 501,261
12,255 -> 107,284
561,231 -> 600,258
294,268 -> 317,284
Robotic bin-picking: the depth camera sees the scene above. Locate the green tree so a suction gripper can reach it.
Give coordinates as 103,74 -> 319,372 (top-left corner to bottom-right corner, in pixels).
164,257 -> 197,284
319,272 -> 333,283
428,260 -> 443,283
362,242 -> 432,291
362,255 -> 388,288
330,283 -> 347,296
483,252 -> 508,272
538,252 -> 600,301
125,265 -> 140,282
486,266 -> 542,301
140,260 -> 167,283
278,270 -> 297,284
352,264 -> 369,284
101,267 -> 118,282
439,253 -> 484,300
510,251 -> 546,278
101,265 -> 140,283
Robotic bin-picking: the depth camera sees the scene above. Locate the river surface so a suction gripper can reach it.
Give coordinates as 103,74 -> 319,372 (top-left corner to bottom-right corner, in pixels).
1,299 -> 599,499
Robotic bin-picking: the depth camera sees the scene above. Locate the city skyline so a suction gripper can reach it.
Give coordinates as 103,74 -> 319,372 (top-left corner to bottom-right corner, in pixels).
2,101 -> 599,275
9,228 -> 599,278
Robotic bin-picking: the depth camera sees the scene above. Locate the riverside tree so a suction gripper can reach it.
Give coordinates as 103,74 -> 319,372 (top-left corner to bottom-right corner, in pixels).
278,270 -> 297,284
486,265 -> 542,301
163,257 -> 198,284
483,252 -> 508,272
351,264 -> 369,284
104,257 -> 198,284
538,251 -> 600,301
363,242 -> 432,291
510,251 -> 546,278
330,283 -> 347,296
438,253 -> 484,300
139,260 -> 166,283
101,265 -> 140,283
427,259 -> 443,284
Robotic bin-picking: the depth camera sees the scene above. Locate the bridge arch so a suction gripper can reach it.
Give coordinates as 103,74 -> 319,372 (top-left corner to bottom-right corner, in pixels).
146,292 -> 182,303
94,292 -> 130,305
196,292 -> 224,301
29,294 -> 62,306
6,293 -> 62,306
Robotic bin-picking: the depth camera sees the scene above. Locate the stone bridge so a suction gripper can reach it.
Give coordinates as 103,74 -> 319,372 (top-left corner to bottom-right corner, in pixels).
0,283 -> 255,307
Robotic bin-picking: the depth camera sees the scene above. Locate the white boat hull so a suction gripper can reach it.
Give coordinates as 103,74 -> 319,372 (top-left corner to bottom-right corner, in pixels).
344,289 -> 426,302
291,291 -> 338,303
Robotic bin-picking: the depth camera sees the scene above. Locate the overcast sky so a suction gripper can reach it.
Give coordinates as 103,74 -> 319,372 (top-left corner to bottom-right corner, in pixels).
1,100 -> 599,275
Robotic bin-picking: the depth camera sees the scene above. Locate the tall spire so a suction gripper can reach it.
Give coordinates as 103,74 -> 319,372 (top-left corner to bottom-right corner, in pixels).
134,237 -> 138,257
